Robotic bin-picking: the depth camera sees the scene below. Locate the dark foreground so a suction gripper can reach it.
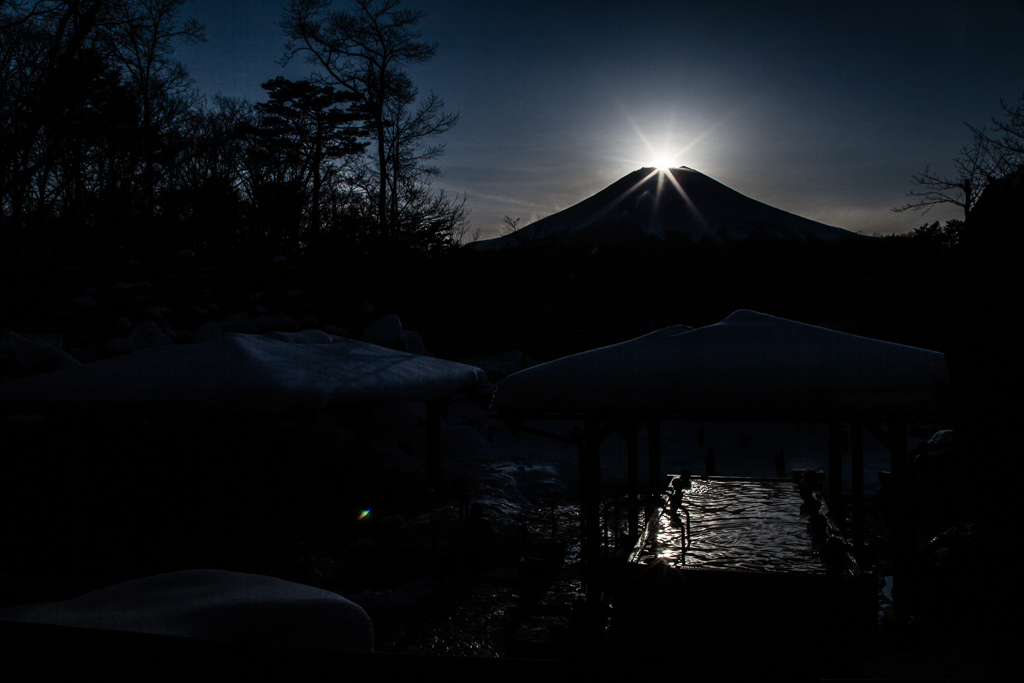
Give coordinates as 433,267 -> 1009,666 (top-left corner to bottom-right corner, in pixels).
1,479 -> 1002,680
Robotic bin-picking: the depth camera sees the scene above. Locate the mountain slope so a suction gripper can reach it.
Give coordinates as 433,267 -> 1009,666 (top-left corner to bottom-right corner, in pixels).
473,167 -> 865,249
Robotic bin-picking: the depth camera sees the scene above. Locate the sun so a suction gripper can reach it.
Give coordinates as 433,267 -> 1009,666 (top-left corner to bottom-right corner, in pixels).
652,154 -> 676,170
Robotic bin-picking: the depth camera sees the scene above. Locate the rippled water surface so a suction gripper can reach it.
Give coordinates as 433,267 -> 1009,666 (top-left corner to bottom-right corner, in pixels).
638,478 -> 824,573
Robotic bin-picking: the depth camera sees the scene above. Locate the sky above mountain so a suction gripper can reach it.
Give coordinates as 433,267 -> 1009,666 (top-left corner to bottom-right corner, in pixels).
176,0 -> 1024,239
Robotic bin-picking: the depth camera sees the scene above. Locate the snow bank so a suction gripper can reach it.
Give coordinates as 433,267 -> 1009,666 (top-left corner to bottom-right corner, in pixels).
0,332 -> 485,415
0,569 -> 373,651
491,310 -> 950,419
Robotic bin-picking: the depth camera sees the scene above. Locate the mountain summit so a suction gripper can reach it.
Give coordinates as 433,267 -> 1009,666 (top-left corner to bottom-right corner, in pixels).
473,167 -> 864,249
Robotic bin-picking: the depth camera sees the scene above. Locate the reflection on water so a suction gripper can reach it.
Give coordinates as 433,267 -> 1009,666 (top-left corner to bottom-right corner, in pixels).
638,479 -> 825,573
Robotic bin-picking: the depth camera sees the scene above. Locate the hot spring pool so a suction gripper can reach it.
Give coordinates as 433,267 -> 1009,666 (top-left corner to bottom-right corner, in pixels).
635,476 -> 830,573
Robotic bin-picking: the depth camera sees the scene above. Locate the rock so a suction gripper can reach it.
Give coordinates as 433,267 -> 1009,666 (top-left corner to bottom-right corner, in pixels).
104,336 -> 133,356
129,320 -> 173,351
133,281 -> 152,289
255,313 -> 299,332
249,291 -> 264,301
27,333 -> 63,349
263,330 -> 334,344
1,329 -> 81,378
341,300 -> 374,315
178,249 -> 194,257
286,288 -> 303,298
321,324 -> 349,338
73,296 -> 97,308
144,306 -> 172,319
403,330 -> 427,355
194,320 -> 225,343
348,577 -> 453,622
220,312 -> 257,334
113,281 -> 132,291
270,255 -> 287,265
360,314 -> 405,350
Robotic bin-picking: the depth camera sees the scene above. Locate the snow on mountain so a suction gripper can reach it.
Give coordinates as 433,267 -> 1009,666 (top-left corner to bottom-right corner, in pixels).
472,167 -> 865,249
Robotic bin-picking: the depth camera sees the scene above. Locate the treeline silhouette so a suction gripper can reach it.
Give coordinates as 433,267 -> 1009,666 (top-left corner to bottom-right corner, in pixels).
306,229 -> 958,361
0,1 -> 468,280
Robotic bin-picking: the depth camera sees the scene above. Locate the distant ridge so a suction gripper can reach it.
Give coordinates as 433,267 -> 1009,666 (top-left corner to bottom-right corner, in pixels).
472,167 -> 866,249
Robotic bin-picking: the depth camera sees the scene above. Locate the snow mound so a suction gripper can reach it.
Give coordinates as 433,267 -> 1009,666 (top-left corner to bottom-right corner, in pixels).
491,311 -> 950,419
0,569 -> 373,652
0,332 -> 486,415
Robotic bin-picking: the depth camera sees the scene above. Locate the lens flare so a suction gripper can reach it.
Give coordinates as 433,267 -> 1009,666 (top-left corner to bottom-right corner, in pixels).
358,508 -> 371,520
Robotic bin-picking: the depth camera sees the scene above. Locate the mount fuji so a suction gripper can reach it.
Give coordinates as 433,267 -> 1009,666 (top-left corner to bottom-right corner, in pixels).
472,167 -> 866,249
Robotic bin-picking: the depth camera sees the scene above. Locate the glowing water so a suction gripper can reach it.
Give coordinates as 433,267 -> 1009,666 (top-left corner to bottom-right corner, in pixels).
637,478 -> 825,573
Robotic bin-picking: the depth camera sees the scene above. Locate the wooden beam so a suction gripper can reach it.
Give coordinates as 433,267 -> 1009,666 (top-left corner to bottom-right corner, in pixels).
648,420 -> 661,519
627,425 -> 638,539
583,417 -> 602,596
426,400 -> 443,487
851,421 -> 864,552
887,419 -> 909,625
828,422 -> 842,500
864,422 -> 893,452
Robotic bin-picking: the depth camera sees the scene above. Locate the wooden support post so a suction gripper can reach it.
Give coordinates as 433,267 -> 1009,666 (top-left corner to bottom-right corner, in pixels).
851,421 -> 864,553
648,420 -> 661,517
888,419 -> 909,624
426,401 -> 442,488
577,435 -> 587,591
828,422 -> 842,500
627,425 -> 638,539
583,417 -> 602,597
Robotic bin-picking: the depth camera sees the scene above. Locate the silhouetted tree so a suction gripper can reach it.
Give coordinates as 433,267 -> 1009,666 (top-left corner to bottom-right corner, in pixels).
893,128 -> 1000,221
280,0 -> 464,250
252,76 -> 366,234
94,0 -> 205,228
896,95 -> 1024,221
0,0 -> 108,239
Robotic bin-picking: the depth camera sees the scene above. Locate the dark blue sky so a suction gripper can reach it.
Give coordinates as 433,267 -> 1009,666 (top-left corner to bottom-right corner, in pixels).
176,0 -> 1024,238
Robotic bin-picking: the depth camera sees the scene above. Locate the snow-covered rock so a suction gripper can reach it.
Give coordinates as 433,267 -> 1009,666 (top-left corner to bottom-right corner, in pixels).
219,312 -> 257,334
403,330 -> 427,355
361,314 -> 405,350
321,323 -> 349,337
129,320 -> 174,351
193,320 -> 225,343
256,313 -> 299,332
144,306 -> 172,319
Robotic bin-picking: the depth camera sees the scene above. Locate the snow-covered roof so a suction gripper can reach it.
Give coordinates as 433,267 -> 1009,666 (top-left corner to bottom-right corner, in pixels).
0,331 -> 486,415
0,569 -> 373,651
491,310 -> 951,420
